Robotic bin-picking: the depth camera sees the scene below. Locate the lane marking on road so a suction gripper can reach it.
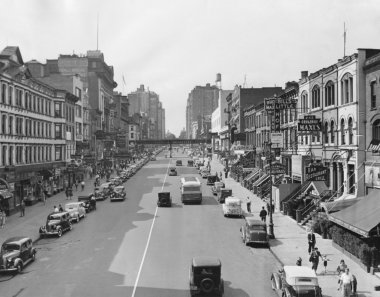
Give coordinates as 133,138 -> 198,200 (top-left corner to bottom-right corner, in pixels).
131,158 -> 171,297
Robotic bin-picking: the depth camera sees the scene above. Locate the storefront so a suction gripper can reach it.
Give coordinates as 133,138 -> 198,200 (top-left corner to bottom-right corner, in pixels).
0,178 -> 14,216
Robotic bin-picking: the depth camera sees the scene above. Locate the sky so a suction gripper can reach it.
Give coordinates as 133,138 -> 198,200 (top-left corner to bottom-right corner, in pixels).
1,0 -> 380,137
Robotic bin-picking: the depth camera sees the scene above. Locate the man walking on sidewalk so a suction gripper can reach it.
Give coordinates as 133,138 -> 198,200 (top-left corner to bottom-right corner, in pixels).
246,197 -> 251,213
259,206 -> 267,222
20,199 -> 25,217
307,230 -> 316,254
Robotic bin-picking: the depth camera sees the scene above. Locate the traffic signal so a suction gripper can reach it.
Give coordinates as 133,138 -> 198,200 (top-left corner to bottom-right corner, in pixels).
230,127 -> 237,144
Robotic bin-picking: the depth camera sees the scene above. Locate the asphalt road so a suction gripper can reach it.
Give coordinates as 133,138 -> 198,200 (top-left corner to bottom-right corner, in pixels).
1,151 -> 279,297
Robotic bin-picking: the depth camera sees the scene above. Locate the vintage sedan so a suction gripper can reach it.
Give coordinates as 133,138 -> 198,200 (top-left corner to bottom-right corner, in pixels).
240,217 -> 269,247
65,202 -> 86,222
157,192 -> 172,207
212,181 -> 225,195
168,167 -> 178,176
0,237 -> 36,273
271,266 -> 323,297
189,256 -> 224,296
111,186 -> 126,202
39,212 -> 73,238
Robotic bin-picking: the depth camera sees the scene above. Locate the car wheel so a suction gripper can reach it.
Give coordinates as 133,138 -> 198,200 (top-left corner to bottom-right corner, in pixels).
16,262 -> 23,273
271,276 -> 276,290
69,222 -> 73,230
200,278 -> 215,293
57,228 -> 63,237
32,252 -> 36,261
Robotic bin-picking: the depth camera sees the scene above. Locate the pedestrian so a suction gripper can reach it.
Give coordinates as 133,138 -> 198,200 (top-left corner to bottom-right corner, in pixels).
246,196 -> 251,213
54,205 -> 59,212
43,189 -> 47,205
259,206 -> 267,222
65,188 -> 69,200
81,180 -> 85,191
58,204 -> 64,212
336,259 -> 348,275
20,199 -> 25,217
0,209 -> 5,228
338,268 -> 354,297
219,171 -> 223,180
224,168 -> 228,179
309,247 -> 322,273
322,255 -> 329,274
271,203 -> 275,214
75,180 -> 78,191
307,230 -> 316,254
296,257 -> 302,266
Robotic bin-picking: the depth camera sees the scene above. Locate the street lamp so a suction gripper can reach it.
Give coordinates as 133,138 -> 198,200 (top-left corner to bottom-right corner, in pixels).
261,149 -> 280,239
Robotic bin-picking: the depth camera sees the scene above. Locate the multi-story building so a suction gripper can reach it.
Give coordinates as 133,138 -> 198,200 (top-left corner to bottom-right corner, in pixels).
211,88 -> 232,151
0,46 -> 77,214
186,84 -> 219,139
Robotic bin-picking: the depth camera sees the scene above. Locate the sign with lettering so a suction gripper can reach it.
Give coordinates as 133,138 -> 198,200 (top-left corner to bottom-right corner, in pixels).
368,139 -> 380,155
298,115 -> 322,132
270,110 -> 281,131
265,98 -> 298,112
305,164 -> 328,181
116,135 -> 127,148
271,133 -> 283,148
271,162 -> 286,175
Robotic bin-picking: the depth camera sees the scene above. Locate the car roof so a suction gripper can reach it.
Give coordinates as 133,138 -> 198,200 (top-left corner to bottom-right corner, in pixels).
192,256 -> 221,267
65,202 -> 82,206
225,196 -> 240,203
115,186 -> 124,189
48,211 -> 68,217
245,217 -> 265,226
3,236 -> 30,245
283,266 -> 317,278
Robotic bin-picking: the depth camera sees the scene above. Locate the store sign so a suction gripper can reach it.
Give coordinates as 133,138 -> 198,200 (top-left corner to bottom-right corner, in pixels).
8,183 -> 15,191
368,139 -> 380,155
270,110 -> 281,131
298,115 -> 322,132
271,132 -> 283,148
265,98 -> 297,112
271,162 -> 286,175
305,164 -> 328,181
116,135 -> 127,148
0,178 -> 9,190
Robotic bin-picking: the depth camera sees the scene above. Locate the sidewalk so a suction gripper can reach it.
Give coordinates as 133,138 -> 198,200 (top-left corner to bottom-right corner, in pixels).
0,174 -> 110,244
209,155 -> 380,297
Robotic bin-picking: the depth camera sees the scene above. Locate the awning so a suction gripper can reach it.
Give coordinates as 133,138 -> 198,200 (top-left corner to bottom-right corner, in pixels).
320,198 -> 362,214
253,173 -> 270,187
328,191 -> 380,237
367,139 -> 380,153
244,168 -> 260,181
0,190 -> 13,200
39,169 -> 53,178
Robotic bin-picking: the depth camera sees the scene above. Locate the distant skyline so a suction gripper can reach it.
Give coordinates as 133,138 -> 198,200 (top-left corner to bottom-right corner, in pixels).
1,0 -> 380,136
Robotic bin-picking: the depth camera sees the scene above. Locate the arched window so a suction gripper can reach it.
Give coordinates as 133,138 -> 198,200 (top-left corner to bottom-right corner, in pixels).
341,118 -> 345,145
373,119 -> 380,141
348,117 -> 353,144
341,73 -> 353,104
301,91 -> 308,113
312,85 -> 321,108
325,81 -> 335,106
324,122 -> 329,143
330,120 -> 335,143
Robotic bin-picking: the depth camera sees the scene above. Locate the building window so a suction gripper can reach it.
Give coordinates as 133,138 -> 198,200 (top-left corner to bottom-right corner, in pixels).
2,146 -> 6,166
1,84 -> 6,103
55,146 -> 62,161
311,85 -> 321,109
371,81 -> 377,110
75,87 -> 82,100
9,145 -> 13,165
373,119 -> 380,141
324,122 -> 329,143
131,132 -> 134,139
301,91 -> 308,113
76,105 -> 82,118
348,117 -> 353,144
8,86 -> 13,105
341,73 -> 353,104
55,124 -> 62,139
325,81 -> 335,107
54,102 -> 62,117
330,120 -> 335,144
2,115 -> 6,134
341,118 -> 345,145
8,116 -> 13,135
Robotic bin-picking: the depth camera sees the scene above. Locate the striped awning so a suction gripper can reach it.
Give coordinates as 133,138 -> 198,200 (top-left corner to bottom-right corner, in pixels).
0,190 -> 13,200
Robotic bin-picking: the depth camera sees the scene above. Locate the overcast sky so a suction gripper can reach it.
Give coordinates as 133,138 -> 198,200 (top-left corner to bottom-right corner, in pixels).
1,0 -> 380,136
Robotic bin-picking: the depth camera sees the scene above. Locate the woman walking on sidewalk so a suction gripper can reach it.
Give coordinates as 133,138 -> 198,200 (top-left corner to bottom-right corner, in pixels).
0,209 -> 6,228
246,197 -> 251,213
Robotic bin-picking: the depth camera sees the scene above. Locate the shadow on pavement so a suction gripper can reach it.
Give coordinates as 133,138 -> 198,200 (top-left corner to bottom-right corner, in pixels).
201,196 -> 219,205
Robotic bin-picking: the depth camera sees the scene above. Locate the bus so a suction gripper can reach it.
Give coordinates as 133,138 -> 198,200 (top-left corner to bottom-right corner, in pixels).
180,177 -> 202,204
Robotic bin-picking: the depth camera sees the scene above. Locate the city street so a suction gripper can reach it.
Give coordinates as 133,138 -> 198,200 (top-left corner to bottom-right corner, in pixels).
0,152 -> 278,297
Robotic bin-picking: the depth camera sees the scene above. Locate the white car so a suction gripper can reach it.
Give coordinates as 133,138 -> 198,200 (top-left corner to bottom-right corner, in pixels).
222,197 -> 243,217
65,202 -> 86,223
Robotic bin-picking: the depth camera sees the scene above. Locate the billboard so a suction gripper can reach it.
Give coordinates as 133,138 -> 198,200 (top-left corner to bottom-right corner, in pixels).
298,115 -> 322,133
305,164 -> 328,181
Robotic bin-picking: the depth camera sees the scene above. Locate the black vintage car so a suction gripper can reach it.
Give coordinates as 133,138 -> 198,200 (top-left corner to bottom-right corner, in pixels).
0,237 -> 36,273
39,212 -> 73,238
187,160 -> 194,167
217,189 -> 232,204
189,257 -> 224,296
78,194 -> 97,212
206,175 -> 220,186
157,192 -> 172,207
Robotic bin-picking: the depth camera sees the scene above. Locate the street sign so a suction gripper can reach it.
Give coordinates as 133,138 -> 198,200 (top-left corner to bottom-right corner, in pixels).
265,97 -> 298,112
298,115 -> 322,132
305,164 -> 328,181
271,162 -> 286,175
271,133 -> 283,148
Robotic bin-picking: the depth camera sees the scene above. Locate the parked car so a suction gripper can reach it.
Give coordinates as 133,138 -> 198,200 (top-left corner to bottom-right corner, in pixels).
189,257 -> 224,296
98,182 -> 113,200
201,170 -> 210,179
65,202 -> 86,223
271,266 -> 323,297
207,175 -> 220,185
217,189 -> 232,204
110,177 -> 122,186
240,217 -> 268,247
39,212 -> 73,238
78,194 -> 97,212
157,192 -> 172,207
111,186 -> 126,202
169,167 -> 178,176
222,197 -> 243,217
176,160 -> 182,166
211,182 -> 225,195
0,237 -> 36,273
187,160 -> 194,167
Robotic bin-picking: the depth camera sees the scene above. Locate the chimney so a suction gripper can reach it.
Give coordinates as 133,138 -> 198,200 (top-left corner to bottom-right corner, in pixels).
301,71 -> 308,79
139,84 -> 144,91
